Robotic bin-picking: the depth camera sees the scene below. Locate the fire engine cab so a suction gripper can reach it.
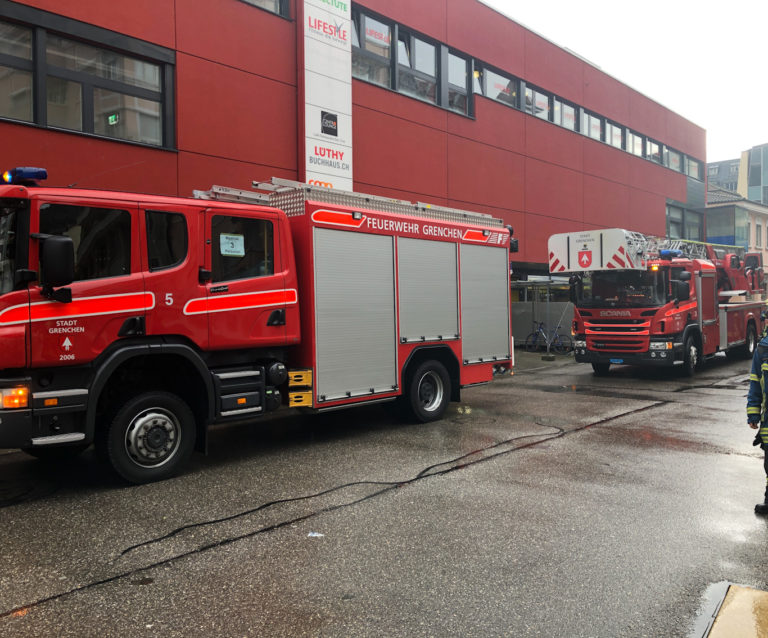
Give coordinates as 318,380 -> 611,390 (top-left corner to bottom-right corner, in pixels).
548,228 -> 764,376
0,168 -> 514,483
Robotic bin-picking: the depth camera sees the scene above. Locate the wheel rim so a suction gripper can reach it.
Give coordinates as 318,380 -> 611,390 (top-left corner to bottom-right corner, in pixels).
418,371 -> 444,412
124,407 -> 181,468
688,342 -> 698,368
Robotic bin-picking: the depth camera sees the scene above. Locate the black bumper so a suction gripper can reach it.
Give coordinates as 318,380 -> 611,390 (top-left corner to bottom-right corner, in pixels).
573,347 -> 680,367
0,408 -> 40,448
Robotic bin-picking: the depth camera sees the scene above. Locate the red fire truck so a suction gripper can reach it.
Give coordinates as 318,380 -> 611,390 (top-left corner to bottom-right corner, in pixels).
548,228 -> 765,376
0,168 -> 514,483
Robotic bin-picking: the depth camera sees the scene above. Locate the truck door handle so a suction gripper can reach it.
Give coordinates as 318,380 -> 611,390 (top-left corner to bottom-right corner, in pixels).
267,309 -> 285,326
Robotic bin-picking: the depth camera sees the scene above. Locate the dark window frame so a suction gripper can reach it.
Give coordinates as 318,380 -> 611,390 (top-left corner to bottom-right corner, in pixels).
523,83 -> 551,121
237,0 -> 290,18
476,64 -> 520,109
145,210 -> 189,272
0,0 -> 175,149
211,214 -> 275,283
39,202 -> 132,281
396,27 -> 439,105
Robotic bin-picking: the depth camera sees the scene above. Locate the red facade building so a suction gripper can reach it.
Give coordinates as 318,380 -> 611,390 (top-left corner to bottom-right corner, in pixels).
0,0 -> 705,275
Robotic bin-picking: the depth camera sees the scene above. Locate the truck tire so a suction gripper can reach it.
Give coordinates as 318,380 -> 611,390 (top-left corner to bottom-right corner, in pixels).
406,360 -> 451,423
682,335 -> 700,376
591,362 -> 610,376
743,323 -> 758,358
99,391 -> 196,484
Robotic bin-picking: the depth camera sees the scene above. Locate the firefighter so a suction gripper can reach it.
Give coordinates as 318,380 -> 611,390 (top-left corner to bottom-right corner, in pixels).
747,310 -> 768,515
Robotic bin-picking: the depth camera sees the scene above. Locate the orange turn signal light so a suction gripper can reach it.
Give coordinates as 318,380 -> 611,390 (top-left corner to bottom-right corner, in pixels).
2,387 -> 29,409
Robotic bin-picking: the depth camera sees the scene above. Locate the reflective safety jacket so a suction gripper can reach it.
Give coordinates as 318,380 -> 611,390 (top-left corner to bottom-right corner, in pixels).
747,335 -> 768,444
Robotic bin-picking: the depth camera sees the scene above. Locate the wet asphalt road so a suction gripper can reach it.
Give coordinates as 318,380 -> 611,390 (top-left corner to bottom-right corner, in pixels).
0,351 -> 766,637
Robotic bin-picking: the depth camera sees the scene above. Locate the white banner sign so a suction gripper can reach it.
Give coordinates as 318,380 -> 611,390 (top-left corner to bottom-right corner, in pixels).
304,0 -> 353,191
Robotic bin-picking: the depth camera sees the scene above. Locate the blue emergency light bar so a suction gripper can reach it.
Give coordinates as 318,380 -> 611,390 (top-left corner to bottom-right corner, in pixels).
659,249 -> 683,260
2,167 -> 48,185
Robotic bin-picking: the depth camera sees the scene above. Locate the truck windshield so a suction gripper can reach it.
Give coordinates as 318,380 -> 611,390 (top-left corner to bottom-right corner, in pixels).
575,268 -> 668,308
0,200 -> 20,296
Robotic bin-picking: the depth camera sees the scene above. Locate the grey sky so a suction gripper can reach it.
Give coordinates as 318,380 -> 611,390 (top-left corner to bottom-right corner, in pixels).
481,0 -> 767,162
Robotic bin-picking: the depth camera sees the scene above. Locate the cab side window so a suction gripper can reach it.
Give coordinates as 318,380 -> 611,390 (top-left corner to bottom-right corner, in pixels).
39,203 -> 131,280
146,210 -> 188,271
212,215 -> 273,283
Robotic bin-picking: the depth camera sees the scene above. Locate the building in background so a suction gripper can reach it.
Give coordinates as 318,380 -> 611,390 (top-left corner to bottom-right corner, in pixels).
707,159 -> 740,192
706,183 -> 768,269
0,0 -> 706,277
707,143 -> 768,208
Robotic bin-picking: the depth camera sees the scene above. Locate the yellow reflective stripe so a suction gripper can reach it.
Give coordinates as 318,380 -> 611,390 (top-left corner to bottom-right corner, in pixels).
751,374 -> 761,381
762,363 -> 768,371
748,407 -> 762,414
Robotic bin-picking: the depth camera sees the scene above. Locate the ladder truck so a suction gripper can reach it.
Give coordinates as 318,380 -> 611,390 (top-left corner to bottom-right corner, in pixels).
0,168 -> 515,483
548,228 -> 765,375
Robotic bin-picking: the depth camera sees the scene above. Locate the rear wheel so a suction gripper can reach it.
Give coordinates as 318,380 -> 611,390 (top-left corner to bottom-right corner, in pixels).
592,362 -> 610,376
98,391 -> 196,484
524,333 -> 540,352
743,323 -> 758,358
406,360 -> 451,423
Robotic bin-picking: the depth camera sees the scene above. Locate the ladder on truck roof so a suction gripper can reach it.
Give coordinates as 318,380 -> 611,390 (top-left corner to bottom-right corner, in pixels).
634,233 -> 744,262
193,177 -> 504,228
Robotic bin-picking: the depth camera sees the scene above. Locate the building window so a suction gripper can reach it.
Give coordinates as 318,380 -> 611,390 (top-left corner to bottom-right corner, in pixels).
646,139 -> 661,163
524,86 -> 550,120
479,68 -> 518,108
0,12 -> 173,148
447,52 -> 468,115
397,32 -> 437,104
240,0 -> 287,15
606,121 -> 623,149
686,158 -> 700,180
729,163 -> 739,176
664,147 -> 682,172
582,111 -> 602,141
553,99 -> 577,131
757,222 -> 763,248
626,131 -> 643,156
667,205 -> 683,239
708,165 -> 719,176
352,11 -> 392,88
0,21 -> 33,123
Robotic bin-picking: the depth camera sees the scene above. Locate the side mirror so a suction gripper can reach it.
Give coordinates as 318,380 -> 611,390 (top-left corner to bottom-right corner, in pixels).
39,235 -> 74,301
674,280 -> 690,301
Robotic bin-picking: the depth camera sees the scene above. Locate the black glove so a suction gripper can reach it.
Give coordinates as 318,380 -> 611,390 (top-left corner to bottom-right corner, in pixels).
754,432 -> 763,446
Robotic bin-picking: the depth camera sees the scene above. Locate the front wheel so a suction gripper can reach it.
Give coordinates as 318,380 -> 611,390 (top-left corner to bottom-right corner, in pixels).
682,334 -> 700,377
592,362 -> 610,376
406,360 -> 451,423
98,391 -> 196,484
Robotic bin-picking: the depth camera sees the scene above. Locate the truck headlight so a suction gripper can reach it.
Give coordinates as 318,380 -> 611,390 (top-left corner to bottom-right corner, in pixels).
2,387 -> 29,409
649,342 -> 673,351
574,340 -> 587,348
